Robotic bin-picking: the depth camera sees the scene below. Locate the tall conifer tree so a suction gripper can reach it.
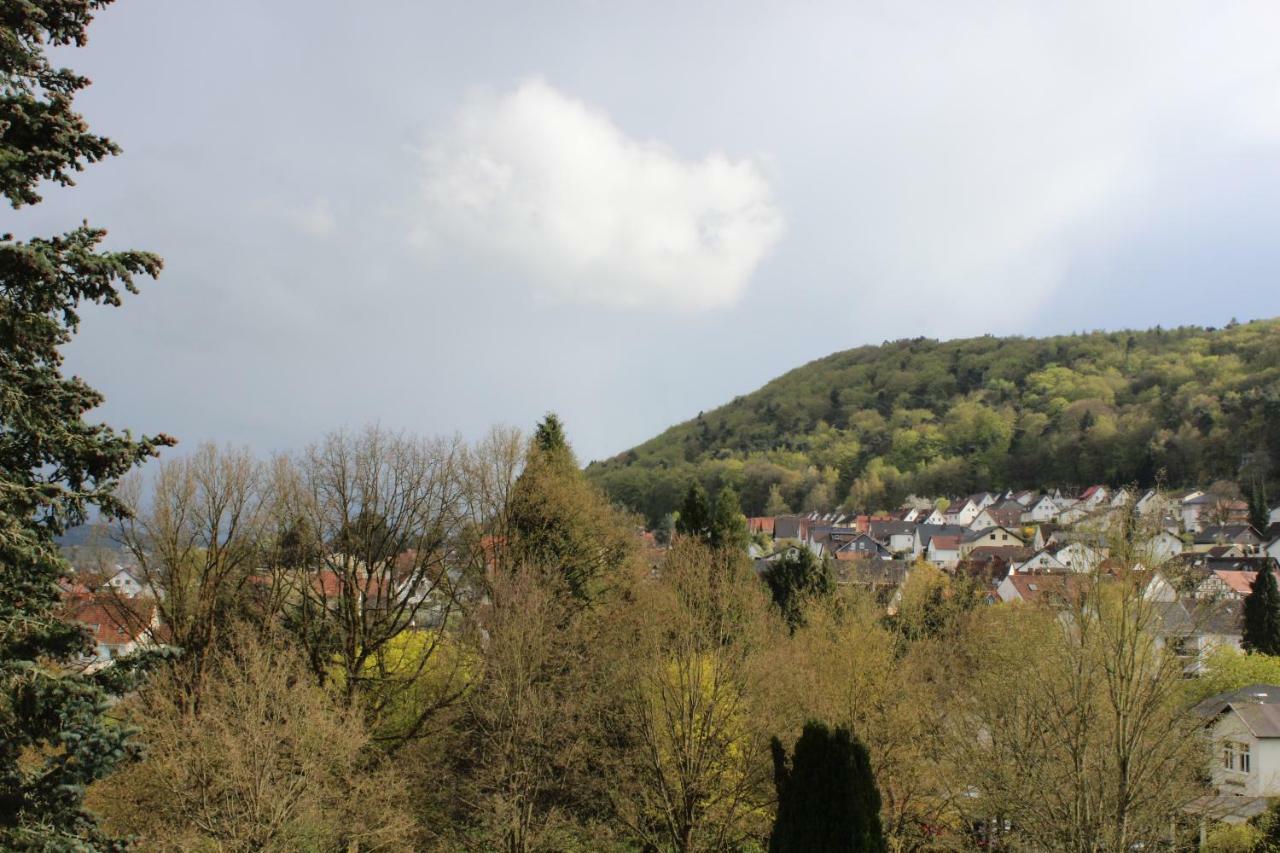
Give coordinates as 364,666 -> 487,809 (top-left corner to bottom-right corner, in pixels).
675,481 -> 711,541
507,413 -> 635,602
1243,569 -> 1280,656
709,485 -> 749,552
0,2 -> 171,846
769,721 -> 886,853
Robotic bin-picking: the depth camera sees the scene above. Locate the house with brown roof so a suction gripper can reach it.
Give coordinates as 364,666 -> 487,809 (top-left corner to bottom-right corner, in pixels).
65,595 -> 158,671
996,573 -> 1080,605
925,534 -> 961,567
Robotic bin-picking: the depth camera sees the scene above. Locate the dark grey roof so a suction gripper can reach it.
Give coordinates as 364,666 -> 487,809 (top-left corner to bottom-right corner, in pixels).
1194,684 -> 1280,719
1154,598 -> 1242,638
1168,554 -> 1279,574
914,524 -> 967,546
1195,525 -> 1264,546
868,520 -> 917,539
1233,703 -> 1280,738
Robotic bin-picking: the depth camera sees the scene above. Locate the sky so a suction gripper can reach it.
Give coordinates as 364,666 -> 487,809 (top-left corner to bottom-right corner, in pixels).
8,1 -> 1280,463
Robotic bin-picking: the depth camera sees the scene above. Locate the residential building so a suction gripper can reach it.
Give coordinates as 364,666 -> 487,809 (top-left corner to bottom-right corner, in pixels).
1196,685 -> 1280,797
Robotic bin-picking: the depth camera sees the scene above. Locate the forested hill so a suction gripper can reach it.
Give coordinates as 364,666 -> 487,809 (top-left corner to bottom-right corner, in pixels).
586,319 -> 1280,525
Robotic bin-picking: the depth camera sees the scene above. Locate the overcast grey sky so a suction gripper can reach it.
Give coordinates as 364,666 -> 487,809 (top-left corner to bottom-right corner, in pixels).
9,1 -> 1280,462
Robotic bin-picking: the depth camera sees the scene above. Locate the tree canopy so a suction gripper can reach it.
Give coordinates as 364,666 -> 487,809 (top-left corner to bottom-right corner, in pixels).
587,321 -> 1280,523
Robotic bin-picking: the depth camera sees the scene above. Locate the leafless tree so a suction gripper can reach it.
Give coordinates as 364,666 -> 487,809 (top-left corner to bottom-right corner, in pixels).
89,627 -> 416,851
114,443 -> 269,705
280,425 -> 472,744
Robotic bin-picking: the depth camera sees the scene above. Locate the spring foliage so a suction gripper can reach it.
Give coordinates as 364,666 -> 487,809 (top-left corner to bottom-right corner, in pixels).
588,321 -> 1280,522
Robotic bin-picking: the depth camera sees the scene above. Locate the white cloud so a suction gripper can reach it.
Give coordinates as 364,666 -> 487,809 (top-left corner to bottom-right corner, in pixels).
412,79 -> 784,312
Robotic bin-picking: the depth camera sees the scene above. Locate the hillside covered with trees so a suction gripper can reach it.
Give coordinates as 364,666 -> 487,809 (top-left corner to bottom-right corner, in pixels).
587,320 -> 1280,524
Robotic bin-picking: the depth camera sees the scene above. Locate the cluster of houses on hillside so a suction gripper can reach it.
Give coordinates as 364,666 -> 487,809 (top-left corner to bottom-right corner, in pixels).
755,485 -> 1274,575
750,485 -> 1280,656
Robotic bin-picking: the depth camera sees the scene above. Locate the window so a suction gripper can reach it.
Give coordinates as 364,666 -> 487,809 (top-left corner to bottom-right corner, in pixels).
1224,742 -> 1252,772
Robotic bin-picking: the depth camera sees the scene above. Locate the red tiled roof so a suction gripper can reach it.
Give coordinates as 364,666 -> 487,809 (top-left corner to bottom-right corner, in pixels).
65,597 -> 154,646
1211,570 -> 1280,597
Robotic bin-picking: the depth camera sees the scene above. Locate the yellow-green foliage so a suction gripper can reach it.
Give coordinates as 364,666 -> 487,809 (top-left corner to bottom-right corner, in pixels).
1188,647 -> 1280,705
1204,821 -> 1263,853
337,630 -> 476,740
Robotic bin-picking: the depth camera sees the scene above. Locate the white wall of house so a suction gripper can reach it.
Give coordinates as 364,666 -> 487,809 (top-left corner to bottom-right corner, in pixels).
887,532 -> 914,553
1144,532 -> 1185,565
927,543 -> 959,566
1053,542 -> 1105,571
107,569 -> 143,598
1026,498 -> 1058,523
949,501 -> 980,527
1209,712 -> 1280,797
971,509 -> 997,530
1143,572 -> 1179,603
1013,550 -> 1067,574
996,575 -> 1019,603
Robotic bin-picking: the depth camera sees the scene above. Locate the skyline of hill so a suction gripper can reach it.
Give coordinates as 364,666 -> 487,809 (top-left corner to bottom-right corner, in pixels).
587,318 -> 1280,526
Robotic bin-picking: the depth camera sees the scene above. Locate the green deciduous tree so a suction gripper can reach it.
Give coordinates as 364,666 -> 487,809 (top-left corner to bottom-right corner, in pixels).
1243,569 -> 1280,656
769,721 -> 886,853
0,3 -> 171,846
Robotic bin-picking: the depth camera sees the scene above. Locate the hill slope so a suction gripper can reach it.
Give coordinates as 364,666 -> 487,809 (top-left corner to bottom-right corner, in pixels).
586,319 -> 1280,525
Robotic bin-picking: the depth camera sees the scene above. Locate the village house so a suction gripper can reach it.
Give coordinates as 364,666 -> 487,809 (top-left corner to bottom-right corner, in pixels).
834,533 -> 892,560
925,534 -> 962,567
1196,685 -> 1280,797
66,595 -> 158,671
1194,525 -> 1265,551
867,519 -> 917,555
1052,540 -> 1107,571
959,525 -> 1023,557
920,506 -> 948,526
104,566 -> 145,598
996,572 -> 1079,605
1011,547 -> 1069,574
1150,597 -> 1242,673
1142,529 -> 1186,565
945,498 -> 983,527
1078,484 -> 1109,510
1195,570 -> 1280,602
971,500 -> 1025,531
1183,494 -> 1250,533
1024,494 -> 1059,523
